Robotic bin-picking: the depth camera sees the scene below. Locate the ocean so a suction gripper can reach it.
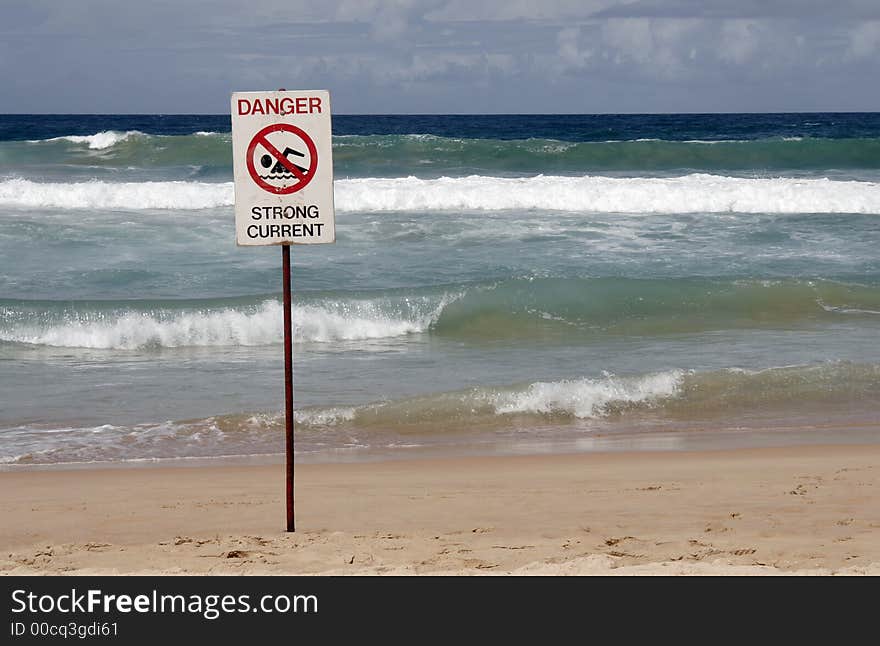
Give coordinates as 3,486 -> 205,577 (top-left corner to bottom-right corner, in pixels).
1,113 -> 880,467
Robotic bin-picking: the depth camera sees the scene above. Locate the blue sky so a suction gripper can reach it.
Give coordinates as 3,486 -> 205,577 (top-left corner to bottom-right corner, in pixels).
2,0 -> 880,113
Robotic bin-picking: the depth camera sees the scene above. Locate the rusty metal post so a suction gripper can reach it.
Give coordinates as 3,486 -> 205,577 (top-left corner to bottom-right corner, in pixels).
282,243 -> 295,532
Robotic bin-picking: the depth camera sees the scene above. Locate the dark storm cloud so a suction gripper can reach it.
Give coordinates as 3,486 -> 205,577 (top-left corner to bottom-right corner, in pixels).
0,0 -> 878,113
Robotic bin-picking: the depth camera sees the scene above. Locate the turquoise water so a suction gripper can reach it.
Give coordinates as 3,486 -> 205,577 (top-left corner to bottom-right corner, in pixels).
1,114 -> 880,465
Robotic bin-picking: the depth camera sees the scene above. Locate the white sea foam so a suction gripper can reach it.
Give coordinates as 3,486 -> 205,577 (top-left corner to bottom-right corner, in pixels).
1,298 -> 451,349
294,302 -> 434,343
681,139 -> 749,144
6,303 -> 279,349
0,178 -> 233,210
293,407 -> 357,426
42,130 -> 142,149
335,174 -> 880,215
2,174 -> 880,214
493,371 -> 684,418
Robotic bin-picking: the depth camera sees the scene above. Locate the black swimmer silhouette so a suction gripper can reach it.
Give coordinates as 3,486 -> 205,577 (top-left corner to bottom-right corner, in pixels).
260,147 -> 308,175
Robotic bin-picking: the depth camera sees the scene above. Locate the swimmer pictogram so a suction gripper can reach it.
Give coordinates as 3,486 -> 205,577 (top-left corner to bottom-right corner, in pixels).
245,124 -> 318,194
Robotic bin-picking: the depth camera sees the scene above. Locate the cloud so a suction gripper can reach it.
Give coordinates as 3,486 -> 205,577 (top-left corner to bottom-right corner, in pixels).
1,0 -> 879,112
556,27 -> 592,71
427,1 -> 616,21
847,20 -> 880,59
598,18 -> 702,76
549,16 -> 829,82
593,0 -> 880,20
717,20 -> 762,64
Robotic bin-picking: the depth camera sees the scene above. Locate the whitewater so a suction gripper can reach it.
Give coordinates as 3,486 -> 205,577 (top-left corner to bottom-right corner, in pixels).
3,174 -> 880,214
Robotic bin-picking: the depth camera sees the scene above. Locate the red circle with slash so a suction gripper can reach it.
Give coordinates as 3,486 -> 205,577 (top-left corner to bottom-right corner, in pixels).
246,124 -> 318,194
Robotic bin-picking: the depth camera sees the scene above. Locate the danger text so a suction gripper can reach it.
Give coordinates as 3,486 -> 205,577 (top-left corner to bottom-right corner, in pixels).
238,97 -> 322,116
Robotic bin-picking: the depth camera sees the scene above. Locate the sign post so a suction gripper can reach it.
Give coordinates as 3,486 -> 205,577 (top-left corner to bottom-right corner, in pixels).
231,89 -> 335,532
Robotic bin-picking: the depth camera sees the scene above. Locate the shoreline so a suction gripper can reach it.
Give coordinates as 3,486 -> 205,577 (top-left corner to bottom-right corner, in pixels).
2,442 -> 878,575
4,420 -> 880,472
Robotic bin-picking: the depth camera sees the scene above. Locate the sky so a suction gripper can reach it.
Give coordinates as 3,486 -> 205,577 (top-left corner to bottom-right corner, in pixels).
1,0 -> 880,113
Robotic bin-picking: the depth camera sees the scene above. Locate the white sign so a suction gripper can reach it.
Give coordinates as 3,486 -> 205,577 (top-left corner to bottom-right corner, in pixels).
231,90 -> 335,246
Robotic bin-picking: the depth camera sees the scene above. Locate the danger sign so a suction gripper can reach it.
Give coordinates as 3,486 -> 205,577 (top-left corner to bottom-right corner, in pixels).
231,90 -> 335,246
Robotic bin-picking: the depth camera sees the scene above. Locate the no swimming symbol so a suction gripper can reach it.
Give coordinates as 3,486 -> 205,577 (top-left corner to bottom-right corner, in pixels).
246,124 -> 318,194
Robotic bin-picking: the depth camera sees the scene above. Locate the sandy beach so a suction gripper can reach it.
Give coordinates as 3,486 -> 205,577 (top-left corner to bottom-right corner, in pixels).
2,443 -> 878,575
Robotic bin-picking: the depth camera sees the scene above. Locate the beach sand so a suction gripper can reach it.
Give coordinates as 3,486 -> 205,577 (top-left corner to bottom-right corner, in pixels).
1,444 -> 878,575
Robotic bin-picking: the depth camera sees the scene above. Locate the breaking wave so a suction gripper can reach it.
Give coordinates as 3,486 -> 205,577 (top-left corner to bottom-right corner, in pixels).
0,294 -> 455,349
4,362 -> 879,465
2,173 -> 880,214
0,178 -> 232,210
335,174 -> 880,214
37,130 -> 144,150
14,131 -> 880,173
2,278 -> 879,350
